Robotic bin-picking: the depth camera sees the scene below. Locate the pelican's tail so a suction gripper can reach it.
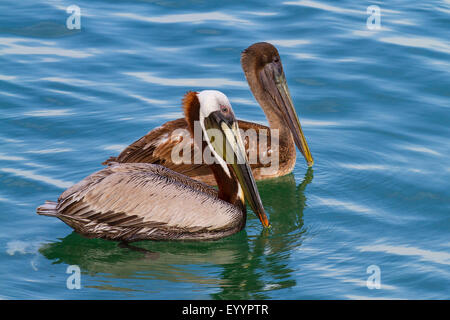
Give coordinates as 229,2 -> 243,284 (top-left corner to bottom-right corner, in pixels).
37,201 -> 58,217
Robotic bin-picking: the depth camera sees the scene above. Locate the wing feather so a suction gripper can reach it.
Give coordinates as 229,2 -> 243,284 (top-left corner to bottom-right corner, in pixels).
102,119 -> 272,184
53,163 -> 243,241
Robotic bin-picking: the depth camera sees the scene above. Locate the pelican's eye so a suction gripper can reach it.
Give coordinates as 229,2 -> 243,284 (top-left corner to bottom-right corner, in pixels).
220,105 -> 229,114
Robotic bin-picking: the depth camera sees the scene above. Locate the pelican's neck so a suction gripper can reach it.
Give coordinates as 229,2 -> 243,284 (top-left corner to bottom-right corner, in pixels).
244,69 -> 295,151
209,163 -> 245,211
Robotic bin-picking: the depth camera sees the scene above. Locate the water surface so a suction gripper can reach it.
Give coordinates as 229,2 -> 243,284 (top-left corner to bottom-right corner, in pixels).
0,0 -> 449,299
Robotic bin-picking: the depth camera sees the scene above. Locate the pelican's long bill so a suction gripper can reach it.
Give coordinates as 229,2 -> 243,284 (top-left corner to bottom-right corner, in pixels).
260,61 -> 314,166
204,111 -> 270,228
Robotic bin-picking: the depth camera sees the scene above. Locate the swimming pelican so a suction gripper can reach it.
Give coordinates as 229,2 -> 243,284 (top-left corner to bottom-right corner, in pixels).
37,90 -> 270,241
103,42 -> 313,185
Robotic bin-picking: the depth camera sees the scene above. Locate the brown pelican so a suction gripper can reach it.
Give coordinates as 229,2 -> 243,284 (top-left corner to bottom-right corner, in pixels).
37,90 -> 270,242
103,42 -> 313,185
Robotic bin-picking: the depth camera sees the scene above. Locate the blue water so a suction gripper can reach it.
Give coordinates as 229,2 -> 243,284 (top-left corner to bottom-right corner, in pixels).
0,0 -> 449,299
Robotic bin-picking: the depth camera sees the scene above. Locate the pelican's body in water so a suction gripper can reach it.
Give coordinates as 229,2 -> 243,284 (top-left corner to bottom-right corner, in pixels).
103,43 -> 313,185
37,91 -> 269,241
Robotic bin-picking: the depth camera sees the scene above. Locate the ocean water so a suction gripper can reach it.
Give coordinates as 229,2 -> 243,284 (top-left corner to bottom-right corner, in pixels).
0,0 -> 449,299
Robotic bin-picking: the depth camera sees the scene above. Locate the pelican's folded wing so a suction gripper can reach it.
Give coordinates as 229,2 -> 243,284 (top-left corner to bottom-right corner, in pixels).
55,163 -> 243,241
102,119 -> 272,183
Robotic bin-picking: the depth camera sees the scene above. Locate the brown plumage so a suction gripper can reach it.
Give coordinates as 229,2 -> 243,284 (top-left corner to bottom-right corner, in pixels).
103,42 -> 313,185
37,163 -> 243,241
37,91 -> 269,242
102,119 -> 293,185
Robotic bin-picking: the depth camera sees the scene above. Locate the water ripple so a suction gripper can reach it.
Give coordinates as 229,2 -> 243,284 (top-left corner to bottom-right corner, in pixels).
23,109 -> 75,117
124,72 -> 247,88
0,37 -> 96,58
1,168 -> 73,189
114,12 -> 252,25
379,36 -> 450,54
357,244 -> 450,266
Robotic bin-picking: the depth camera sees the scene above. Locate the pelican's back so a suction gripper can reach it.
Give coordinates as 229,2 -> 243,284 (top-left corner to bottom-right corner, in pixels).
37,163 -> 245,241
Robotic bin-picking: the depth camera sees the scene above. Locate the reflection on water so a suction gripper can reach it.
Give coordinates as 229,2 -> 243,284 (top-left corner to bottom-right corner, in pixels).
39,169 -> 313,298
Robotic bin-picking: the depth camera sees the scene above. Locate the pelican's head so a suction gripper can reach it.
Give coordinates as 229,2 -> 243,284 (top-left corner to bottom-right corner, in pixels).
241,42 -> 314,167
183,90 -> 270,228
